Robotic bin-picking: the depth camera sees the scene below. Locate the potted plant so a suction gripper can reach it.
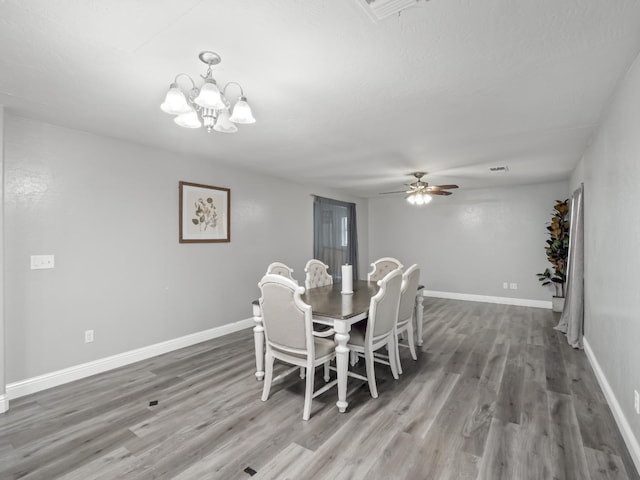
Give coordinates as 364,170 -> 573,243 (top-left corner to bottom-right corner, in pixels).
537,199 -> 570,312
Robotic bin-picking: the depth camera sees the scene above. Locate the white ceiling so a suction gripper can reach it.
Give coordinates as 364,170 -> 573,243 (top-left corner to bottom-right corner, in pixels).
1,0 -> 640,197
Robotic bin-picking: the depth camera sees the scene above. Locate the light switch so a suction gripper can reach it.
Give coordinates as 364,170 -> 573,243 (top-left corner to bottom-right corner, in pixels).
31,255 -> 55,269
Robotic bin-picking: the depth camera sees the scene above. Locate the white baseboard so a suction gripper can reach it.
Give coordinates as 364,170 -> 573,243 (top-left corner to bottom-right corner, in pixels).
0,394 -> 7,413
424,290 -> 552,309
583,338 -> 640,475
6,318 -> 254,401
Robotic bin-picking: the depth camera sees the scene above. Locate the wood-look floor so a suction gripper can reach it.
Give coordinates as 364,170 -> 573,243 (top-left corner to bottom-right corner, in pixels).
1,298 -> 638,479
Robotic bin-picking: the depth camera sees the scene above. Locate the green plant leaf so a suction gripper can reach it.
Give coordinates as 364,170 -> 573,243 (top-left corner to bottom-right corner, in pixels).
538,198 -> 570,292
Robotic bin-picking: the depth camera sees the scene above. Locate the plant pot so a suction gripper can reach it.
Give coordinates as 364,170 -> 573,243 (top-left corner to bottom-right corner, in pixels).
552,296 -> 565,313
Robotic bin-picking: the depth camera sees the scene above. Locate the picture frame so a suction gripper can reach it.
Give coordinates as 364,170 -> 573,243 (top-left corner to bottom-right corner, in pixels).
179,181 -> 230,243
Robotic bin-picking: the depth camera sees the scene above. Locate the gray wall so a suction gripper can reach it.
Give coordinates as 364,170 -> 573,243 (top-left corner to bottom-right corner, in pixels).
577,51 -> 640,439
368,181 -> 569,301
0,106 -> 5,405
3,114 -> 368,383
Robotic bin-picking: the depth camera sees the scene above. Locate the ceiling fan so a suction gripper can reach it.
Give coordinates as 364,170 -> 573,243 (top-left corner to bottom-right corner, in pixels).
379,172 -> 459,205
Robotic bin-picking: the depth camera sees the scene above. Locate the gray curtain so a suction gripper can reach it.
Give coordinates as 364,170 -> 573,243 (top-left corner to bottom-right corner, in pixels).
555,184 -> 584,348
313,196 -> 358,282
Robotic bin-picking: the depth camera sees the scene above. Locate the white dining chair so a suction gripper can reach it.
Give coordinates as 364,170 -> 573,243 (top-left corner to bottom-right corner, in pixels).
258,274 -> 337,421
264,262 -> 302,376
395,264 -> 420,374
367,257 -> 403,282
347,268 -> 403,398
304,259 -> 333,289
265,262 -> 297,283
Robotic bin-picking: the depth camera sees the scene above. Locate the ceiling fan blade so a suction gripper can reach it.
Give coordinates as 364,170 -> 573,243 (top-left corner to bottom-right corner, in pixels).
429,190 -> 453,196
378,190 -> 411,195
428,184 -> 459,190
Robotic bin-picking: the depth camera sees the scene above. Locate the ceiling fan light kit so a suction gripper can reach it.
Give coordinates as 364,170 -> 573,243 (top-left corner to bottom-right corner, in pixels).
161,51 -> 255,134
406,191 -> 432,205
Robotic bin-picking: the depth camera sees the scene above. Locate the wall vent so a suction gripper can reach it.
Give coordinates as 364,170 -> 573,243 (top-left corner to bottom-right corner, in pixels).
356,0 -> 418,22
489,166 -> 509,172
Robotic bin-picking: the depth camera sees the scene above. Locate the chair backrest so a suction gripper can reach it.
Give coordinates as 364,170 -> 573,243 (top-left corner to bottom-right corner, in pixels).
399,264 -> 420,323
258,274 -> 313,356
304,259 -> 333,289
266,262 -> 296,282
367,268 -> 403,339
368,257 -> 404,282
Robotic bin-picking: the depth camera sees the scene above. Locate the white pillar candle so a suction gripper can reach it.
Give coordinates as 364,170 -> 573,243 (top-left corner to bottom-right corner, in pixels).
341,293 -> 353,312
341,264 -> 353,294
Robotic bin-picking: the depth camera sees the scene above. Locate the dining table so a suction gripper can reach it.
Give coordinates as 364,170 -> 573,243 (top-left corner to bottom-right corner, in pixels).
251,279 -> 424,414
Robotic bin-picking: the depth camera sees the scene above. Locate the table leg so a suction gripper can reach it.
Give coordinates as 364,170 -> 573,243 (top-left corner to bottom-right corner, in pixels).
334,322 -> 351,413
415,291 -> 424,346
253,303 -> 264,381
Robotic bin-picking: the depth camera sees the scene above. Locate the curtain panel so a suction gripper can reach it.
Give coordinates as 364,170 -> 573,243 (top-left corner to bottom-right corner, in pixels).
312,196 -> 358,282
555,184 -> 584,349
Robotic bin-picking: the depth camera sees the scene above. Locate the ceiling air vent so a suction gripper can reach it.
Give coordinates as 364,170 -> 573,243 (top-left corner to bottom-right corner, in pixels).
356,0 -> 418,22
489,166 -> 509,172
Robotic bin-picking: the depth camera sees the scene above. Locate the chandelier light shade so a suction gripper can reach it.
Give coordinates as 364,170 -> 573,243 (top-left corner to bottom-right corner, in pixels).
214,111 -> 239,133
160,84 -> 192,115
229,97 -> 256,124
161,51 -> 255,134
175,110 -> 202,129
194,80 -> 225,110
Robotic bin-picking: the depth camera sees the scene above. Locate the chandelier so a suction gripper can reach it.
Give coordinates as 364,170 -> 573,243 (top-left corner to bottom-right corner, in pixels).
161,51 -> 255,133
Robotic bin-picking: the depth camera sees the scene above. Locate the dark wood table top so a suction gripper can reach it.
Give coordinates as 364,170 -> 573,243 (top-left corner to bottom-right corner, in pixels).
253,280 -> 424,321
301,280 -> 379,320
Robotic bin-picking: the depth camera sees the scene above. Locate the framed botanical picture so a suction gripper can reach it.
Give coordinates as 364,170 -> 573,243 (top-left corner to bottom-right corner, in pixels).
179,181 -> 230,243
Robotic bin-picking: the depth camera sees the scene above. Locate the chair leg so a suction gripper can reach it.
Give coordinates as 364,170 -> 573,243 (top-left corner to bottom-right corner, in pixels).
300,367 -> 306,379
261,351 -> 274,401
388,338 -> 399,380
407,321 -> 417,361
303,363 -> 315,421
395,331 -> 403,375
323,361 -> 330,382
364,350 -> 378,398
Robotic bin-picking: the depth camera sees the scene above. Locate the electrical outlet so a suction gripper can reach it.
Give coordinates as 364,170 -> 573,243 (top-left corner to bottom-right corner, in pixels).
503,282 -> 508,289
84,329 -> 94,343
30,255 -> 55,269
634,390 -> 639,414
509,283 -> 518,290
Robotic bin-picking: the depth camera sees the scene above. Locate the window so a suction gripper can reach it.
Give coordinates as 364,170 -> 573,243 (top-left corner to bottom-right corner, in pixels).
341,216 -> 348,247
